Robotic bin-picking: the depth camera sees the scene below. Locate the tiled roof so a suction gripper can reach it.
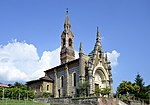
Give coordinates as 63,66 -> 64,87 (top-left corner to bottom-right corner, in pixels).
39,76 -> 53,81
0,84 -> 9,88
44,58 -> 79,72
26,76 -> 53,84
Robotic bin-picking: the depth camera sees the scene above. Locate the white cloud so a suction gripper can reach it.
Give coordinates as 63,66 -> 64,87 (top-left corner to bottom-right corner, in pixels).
106,50 -> 120,67
0,40 -> 40,82
0,40 -> 120,83
0,41 -> 79,82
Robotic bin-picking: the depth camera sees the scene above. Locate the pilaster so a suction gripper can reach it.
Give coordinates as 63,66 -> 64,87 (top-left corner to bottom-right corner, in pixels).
54,69 -> 58,98
65,64 -> 70,96
79,42 -> 85,83
88,68 -> 94,95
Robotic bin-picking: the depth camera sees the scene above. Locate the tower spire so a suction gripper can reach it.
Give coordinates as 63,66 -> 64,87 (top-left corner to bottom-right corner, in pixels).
96,27 -> 101,46
64,8 -> 70,27
60,10 -> 75,64
94,27 -> 101,50
105,53 -> 108,62
79,42 -> 83,53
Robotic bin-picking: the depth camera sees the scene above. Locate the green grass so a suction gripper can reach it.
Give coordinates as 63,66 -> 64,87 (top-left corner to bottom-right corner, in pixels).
0,99 -> 49,105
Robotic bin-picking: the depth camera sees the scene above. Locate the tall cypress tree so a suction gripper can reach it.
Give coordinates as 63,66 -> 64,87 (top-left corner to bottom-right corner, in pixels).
135,73 -> 144,87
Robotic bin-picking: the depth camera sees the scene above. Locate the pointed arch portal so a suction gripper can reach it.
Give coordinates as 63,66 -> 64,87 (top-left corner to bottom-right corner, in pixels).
93,65 -> 109,89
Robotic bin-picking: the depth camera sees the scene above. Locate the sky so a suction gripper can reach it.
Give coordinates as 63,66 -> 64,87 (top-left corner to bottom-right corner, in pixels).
0,0 -> 150,92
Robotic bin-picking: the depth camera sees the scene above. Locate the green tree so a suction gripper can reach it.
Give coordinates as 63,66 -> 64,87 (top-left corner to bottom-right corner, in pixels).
101,87 -> 111,97
43,92 -> 51,98
134,73 -> 147,99
132,83 -> 140,94
135,73 -> 144,88
117,81 -> 131,95
117,73 -> 150,104
93,86 -> 101,96
14,82 -> 22,87
14,82 -> 27,90
78,81 -> 89,97
0,83 -> 35,100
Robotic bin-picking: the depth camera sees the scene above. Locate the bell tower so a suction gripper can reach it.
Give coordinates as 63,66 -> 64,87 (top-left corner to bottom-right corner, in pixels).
60,10 -> 75,64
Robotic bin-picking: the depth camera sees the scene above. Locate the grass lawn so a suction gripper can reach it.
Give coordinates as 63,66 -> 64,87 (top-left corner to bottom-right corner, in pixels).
0,99 -> 49,105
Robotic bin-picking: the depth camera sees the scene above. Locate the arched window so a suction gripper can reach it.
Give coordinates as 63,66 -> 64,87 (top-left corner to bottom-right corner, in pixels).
69,38 -> 72,47
63,38 -> 65,47
72,73 -> 76,87
60,76 -> 64,88
47,85 -> 49,91
67,26 -> 69,30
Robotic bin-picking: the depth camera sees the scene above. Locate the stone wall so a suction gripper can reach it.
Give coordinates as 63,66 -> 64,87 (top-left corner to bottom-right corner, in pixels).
35,97 -> 148,105
130,101 -> 146,105
48,97 -> 99,105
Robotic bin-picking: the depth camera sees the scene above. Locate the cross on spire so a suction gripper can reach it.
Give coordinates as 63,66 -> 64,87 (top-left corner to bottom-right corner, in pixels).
66,8 -> 68,15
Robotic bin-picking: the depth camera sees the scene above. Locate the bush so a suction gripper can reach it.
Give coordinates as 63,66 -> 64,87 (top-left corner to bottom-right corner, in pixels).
43,92 -> 52,98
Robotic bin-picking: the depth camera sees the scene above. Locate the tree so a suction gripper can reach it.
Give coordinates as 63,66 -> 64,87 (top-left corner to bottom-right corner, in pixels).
14,82 -> 27,90
135,73 -> 144,88
0,82 -> 35,100
101,87 -> 111,97
93,86 -> 101,97
117,81 -> 131,95
14,82 -> 22,87
78,81 -> 89,97
117,73 -> 150,104
132,83 -> 140,94
134,73 -> 147,99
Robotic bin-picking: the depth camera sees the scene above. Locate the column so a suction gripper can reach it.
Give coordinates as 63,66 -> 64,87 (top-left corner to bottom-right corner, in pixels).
65,64 -> 70,96
88,69 -> 94,96
79,55 -> 85,83
54,69 -> 58,97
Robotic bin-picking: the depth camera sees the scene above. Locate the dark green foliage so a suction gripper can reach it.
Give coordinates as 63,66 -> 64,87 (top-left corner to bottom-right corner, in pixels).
101,87 -> 111,97
117,73 -> 150,104
135,73 -> 144,87
117,81 -> 140,95
93,86 -> 101,96
78,81 -> 89,97
0,82 -> 35,100
43,92 -> 51,98
93,86 -> 111,97
14,82 -> 27,90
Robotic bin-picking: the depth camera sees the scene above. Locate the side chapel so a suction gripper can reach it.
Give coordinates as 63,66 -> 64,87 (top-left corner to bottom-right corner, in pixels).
27,10 -> 113,97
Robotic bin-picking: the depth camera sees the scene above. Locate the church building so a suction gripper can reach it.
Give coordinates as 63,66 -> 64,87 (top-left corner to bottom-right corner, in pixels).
27,10 -> 113,98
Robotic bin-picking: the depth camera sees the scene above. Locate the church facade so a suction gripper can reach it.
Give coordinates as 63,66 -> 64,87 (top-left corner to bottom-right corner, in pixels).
27,11 -> 113,98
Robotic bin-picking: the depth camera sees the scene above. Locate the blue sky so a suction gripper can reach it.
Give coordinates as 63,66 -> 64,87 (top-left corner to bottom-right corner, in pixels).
0,0 -> 150,92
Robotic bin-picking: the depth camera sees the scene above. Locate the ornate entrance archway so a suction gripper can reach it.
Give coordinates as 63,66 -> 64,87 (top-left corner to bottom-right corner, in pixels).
94,69 -> 105,89
93,65 -> 109,90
